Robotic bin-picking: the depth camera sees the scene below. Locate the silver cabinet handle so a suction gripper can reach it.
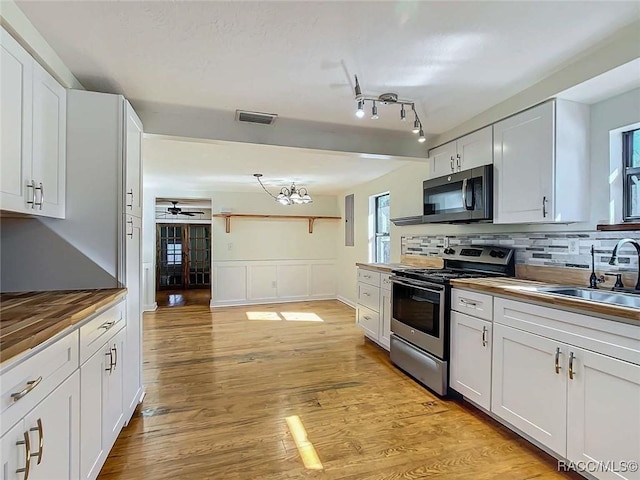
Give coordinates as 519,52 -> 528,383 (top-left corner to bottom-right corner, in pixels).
126,218 -> 134,238
363,316 -> 371,320
460,298 -> 478,307
34,182 -> 43,210
126,189 -> 134,209
111,344 -> 118,369
11,376 -> 43,402
568,351 -> 575,380
105,350 -> 113,373
456,153 -> 461,171
16,431 -> 31,479
481,326 -> 488,347
362,292 -> 370,297
100,320 -> 116,331
26,180 -> 36,209
450,156 -> 455,172
554,347 -> 561,374
362,274 -> 371,279
29,419 -> 43,464
542,196 -> 548,218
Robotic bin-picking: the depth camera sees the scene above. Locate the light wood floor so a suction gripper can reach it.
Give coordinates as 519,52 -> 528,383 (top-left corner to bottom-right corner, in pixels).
98,300 -> 579,480
155,288 -> 211,307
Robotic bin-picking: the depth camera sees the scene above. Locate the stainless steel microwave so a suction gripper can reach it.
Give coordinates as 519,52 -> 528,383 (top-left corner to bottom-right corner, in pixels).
422,165 -> 493,223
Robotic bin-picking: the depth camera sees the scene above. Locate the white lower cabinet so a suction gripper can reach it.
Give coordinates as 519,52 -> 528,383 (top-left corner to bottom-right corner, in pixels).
80,327 -> 126,480
491,323 -> 568,456
1,371 -> 79,480
450,311 -> 492,411
356,268 -> 391,351
566,347 -> 640,480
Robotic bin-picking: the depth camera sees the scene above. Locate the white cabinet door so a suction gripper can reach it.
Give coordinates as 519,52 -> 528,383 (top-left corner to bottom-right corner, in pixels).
80,346 -> 108,480
379,289 -> 391,350
123,215 -> 143,422
450,312 -> 492,410
356,305 -> 379,340
24,371 -> 79,480
430,141 -> 457,178
31,61 -> 66,219
103,329 -> 125,451
124,102 -> 143,218
567,347 -> 640,480
0,420 -> 27,480
0,28 -> 33,213
493,102 -> 554,224
492,323 -> 567,456
457,126 -> 493,170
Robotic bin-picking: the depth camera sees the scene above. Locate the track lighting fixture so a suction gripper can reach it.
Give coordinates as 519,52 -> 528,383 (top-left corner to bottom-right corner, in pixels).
353,75 -> 425,143
254,174 -> 313,206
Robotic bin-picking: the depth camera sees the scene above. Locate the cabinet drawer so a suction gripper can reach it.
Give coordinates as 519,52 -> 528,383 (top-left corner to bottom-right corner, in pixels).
0,330 -> 79,436
357,268 -> 380,287
357,305 -> 379,339
79,300 -> 125,365
357,282 -> 380,312
451,288 -> 493,321
380,273 -> 392,291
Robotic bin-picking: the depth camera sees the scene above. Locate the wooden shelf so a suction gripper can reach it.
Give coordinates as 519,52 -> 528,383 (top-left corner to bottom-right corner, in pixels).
212,214 -> 341,233
596,223 -> 640,232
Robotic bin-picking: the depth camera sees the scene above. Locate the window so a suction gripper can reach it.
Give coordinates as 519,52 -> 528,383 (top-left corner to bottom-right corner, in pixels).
167,243 -> 182,265
374,193 -> 390,263
623,128 -> 640,221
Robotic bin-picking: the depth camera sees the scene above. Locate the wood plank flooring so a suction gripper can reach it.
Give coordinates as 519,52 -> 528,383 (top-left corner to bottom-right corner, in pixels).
155,288 -> 211,307
98,300 -> 580,480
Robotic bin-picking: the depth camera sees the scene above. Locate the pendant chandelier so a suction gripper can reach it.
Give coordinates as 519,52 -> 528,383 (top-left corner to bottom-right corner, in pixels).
254,174 -> 313,205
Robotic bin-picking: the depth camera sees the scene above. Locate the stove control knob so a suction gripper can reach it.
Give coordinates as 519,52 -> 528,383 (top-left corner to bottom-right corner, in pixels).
490,249 -> 506,258
490,250 -> 498,257
444,248 -> 455,255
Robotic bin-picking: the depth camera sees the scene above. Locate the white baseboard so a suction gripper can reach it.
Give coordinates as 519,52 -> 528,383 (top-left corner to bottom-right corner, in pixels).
337,296 -> 356,309
210,295 -> 337,309
142,303 -> 157,312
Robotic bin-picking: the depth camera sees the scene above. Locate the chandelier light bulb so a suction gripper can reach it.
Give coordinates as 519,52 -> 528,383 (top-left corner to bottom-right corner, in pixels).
355,100 -> 365,118
371,101 -> 379,120
418,128 -> 426,143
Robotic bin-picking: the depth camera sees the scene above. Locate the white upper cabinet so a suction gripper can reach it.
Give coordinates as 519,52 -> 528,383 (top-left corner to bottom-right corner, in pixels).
124,102 -> 143,218
31,62 -> 66,218
1,27 -> 33,213
429,126 -> 493,177
0,27 -> 66,218
493,99 -> 589,224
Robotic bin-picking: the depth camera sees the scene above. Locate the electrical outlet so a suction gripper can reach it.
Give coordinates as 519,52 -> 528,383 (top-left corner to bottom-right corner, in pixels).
271,281 -> 277,288
227,243 -> 233,251
568,239 -> 579,255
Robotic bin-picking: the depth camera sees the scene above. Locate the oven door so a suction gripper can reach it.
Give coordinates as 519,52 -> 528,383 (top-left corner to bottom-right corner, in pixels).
391,277 -> 446,359
422,164 -> 493,223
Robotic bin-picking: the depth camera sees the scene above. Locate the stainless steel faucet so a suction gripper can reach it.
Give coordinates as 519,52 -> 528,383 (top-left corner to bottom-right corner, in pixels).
608,238 -> 640,291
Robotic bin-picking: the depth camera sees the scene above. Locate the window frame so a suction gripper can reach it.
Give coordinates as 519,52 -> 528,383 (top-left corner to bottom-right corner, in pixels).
623,128 -> 640,222
373,193 -> 390,263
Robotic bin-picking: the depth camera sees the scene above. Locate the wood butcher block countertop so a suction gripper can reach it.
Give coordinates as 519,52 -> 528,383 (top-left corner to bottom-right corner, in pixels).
451,278 -> 640,323
0,288 -> 127,364
355,262 -> 412,273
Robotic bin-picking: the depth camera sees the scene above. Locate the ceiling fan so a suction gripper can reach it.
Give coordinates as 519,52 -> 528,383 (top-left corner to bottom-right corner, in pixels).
166,201 -> 205,217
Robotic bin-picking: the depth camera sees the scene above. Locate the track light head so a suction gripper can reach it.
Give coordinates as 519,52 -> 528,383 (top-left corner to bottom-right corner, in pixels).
371,101 -> 379,120
355,100 -> 365,118
400,104 -> 406,121
354,75 -> 362,97
418,129 -> 426,143
412,118 -> 420,134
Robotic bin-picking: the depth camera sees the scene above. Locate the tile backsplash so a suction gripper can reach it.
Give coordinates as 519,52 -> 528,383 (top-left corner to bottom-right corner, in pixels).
401,231 -> 640,272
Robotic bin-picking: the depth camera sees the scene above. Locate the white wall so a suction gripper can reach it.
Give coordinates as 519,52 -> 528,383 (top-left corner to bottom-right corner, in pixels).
335,87 -> 640,305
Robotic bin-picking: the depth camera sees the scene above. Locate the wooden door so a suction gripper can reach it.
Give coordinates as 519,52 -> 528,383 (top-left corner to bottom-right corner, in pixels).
491,323 -> 567,456
157,224 -> 210,290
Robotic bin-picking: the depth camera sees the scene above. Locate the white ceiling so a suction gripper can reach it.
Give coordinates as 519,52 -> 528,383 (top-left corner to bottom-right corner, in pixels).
16,1 -> 640,135
143,136 -> 418,194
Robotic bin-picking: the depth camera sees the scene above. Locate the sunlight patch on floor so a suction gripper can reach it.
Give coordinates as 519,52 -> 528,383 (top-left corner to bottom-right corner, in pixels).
280,312 -> 324,322
246,311 -> 282,321
285,415 -> 323,470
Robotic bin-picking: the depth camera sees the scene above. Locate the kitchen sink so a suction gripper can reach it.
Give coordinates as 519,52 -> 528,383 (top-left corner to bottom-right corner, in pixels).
535,286 -> 640,309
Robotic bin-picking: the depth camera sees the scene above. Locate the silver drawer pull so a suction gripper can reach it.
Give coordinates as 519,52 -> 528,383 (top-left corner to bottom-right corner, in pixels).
11,376 -> 43,402
460,298 -> 478,307
554,347 -> 561,374
569,351 -> 575,380
363,274 -> 371,279
363,316 -> 371,320
126,189 -> 134,209
29,419 -> 44,464
100,320 -> 116,331
362,292 -> 370,297
16,431 -> 31,479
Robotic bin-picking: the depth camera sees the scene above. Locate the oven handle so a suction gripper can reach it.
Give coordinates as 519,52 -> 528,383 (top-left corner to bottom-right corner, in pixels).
391,277 -> 444,294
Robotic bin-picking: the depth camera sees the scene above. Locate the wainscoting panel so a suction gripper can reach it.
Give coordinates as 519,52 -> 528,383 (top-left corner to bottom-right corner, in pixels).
211,260 -> 336,308
142,262 -> 157,311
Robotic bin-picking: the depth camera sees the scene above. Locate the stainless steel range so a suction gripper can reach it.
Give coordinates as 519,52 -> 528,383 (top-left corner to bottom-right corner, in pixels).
390,245 -> 515,395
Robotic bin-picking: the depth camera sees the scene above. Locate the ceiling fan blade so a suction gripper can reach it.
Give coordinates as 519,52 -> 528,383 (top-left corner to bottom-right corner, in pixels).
180,212 -> 196,216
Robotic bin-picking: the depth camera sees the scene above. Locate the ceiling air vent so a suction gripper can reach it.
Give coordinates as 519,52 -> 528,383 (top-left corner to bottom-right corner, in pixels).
235,110 -> 278,125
